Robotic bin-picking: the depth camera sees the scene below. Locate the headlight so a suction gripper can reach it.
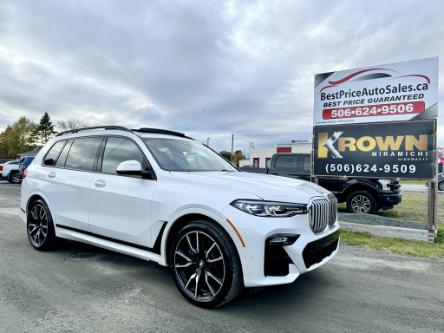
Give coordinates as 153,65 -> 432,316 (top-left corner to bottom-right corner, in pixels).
378,179 -> 391,191
230,199 -> 307,217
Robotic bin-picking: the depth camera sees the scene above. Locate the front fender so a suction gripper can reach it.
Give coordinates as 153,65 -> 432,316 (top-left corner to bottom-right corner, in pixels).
158,206 -> 249,277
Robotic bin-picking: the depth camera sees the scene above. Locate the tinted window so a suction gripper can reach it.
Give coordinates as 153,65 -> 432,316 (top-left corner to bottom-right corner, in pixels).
274,155 -> 296,169
101,137 -> 145,174
43,140 -> 67,166
56,140 -> 73,168
65,137 -> 102,171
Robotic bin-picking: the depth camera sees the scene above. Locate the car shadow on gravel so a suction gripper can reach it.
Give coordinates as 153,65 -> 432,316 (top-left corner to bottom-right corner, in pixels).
227,271 -> 331,311
56,239 -> 332,313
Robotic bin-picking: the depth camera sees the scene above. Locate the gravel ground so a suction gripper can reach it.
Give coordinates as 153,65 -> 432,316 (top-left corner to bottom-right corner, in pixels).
1,181 -> 444,333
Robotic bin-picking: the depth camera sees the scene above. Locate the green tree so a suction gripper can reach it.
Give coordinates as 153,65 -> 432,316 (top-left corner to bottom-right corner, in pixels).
35,112 -> 55,143
0,126 -> 12,158
218,150 -> 245,165
233,150 -> 245,165
219,150 -> 232,161
0,117 -> 37,158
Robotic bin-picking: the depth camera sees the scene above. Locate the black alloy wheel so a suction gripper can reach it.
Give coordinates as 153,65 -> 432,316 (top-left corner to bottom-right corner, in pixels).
170,220 -> 243,308
27,199 -> 58,251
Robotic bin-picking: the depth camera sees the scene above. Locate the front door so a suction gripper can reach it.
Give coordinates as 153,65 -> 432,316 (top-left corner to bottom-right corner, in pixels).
88,136 -> 156,247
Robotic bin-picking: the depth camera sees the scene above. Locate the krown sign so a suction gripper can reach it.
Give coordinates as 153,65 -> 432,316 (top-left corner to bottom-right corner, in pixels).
313,121 -> 435,179
317,133 -> 428,158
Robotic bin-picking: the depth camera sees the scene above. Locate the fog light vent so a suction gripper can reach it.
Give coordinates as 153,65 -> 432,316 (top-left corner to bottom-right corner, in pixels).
268,234 -> 299,246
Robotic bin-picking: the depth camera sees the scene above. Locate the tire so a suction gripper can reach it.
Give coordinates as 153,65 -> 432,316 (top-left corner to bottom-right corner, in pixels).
8,171 -> 21,184
27,199 -> 59,251
346,190 -> 378,214
169,220 -> 243,308
439,181 -> 444,192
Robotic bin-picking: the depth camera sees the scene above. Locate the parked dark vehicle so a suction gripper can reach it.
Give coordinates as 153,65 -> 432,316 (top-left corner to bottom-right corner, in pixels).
242,153 -> 402,214
439,173 -> 443,192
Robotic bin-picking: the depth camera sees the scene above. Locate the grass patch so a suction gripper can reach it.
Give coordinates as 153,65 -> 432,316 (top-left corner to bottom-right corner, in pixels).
339,192 -> 444,257
340,192 -> 444,223
400,179 -> 427,185
340,224 -> 444,258
378,192 -> 444,223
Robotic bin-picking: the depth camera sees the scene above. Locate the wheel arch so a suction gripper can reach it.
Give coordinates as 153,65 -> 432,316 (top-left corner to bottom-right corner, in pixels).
342,183 -> 379,202
162,211 -> 244,273
26,193 -> 49,214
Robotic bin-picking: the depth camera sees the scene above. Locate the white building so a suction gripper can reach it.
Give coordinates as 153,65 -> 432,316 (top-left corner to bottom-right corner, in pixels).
240,141 -> 312,168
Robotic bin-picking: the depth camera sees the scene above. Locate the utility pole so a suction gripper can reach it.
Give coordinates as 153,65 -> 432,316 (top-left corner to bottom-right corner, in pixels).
230,134 -> 234,162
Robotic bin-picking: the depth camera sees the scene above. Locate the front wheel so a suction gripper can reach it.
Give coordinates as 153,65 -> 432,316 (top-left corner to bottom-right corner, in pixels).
439,181 -> 444,192
170,220 -> 243,308
346,190 -> 378,214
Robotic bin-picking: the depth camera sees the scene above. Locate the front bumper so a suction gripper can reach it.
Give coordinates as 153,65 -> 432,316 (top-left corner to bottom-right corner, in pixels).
378,193 -> 402,208
222,205 -> 340,288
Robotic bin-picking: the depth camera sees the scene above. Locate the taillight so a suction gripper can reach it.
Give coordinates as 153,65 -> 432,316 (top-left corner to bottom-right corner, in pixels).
0,165 -> 3,171
23,168 -> 28,179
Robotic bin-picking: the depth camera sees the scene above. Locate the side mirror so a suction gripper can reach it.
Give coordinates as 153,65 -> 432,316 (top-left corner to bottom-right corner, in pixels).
116,160 -> 146,177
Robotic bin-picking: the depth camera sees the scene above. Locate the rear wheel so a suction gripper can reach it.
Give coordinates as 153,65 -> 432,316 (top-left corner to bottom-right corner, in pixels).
439,181 -> 444,192
27,199 -> 59,251
346,190 -> 378,214
170,220 -> 243,308
8,171 -> 21,184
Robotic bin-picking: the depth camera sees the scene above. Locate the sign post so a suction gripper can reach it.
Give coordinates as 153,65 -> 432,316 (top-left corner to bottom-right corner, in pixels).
428,120 -> 439,241
312,57 -> 439,241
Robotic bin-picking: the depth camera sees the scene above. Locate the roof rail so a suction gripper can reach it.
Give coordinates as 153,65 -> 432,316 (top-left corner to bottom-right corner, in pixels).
132,128 -> 188,138
55,125 -> 131,137
55,125 -> 191,139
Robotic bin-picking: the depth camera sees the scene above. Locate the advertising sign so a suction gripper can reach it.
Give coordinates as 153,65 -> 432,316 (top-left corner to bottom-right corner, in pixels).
313,120 -> 435,179
314,57 -> 438,126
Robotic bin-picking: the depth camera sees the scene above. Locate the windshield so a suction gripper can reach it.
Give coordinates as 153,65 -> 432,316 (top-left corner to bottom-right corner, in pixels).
143,138 -> 237,172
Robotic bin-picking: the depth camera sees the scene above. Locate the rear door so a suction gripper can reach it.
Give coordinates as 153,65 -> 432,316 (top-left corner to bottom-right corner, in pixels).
43,136 -> 102,231
88,136 -> 156,247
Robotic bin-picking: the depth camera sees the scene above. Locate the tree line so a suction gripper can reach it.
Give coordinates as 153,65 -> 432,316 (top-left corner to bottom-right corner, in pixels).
0,113 -> 85,159
1,113 -> 245,164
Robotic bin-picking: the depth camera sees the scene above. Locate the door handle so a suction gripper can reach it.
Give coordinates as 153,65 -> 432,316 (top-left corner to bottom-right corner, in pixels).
94,179 -> 106,188
48,172 -> 56,179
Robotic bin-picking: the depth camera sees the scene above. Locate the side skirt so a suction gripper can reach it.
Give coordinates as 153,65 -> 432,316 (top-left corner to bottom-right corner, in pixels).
55,224 -> 167,266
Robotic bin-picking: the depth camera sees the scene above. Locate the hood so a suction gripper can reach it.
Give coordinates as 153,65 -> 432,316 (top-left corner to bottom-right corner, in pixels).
169,171 -> 330,204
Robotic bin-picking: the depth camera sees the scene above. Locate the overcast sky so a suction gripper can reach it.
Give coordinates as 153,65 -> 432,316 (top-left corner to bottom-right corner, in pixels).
0,0 -> 443,153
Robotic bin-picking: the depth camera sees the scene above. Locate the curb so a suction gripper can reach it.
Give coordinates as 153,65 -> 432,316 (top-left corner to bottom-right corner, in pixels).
339,221 -> 430,242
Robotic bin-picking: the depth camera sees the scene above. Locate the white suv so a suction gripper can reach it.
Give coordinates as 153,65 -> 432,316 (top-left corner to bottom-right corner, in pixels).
20,126 -> 339,308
